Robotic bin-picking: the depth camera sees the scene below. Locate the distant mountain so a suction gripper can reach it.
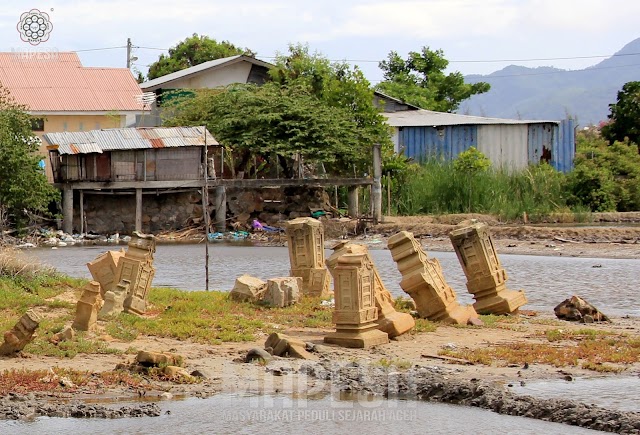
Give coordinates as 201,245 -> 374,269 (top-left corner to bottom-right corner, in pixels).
459,38 -> 640,125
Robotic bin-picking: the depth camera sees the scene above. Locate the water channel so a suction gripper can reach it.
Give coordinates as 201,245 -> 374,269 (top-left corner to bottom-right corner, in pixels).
0,393 -> 610,434
28,243 -> 640,317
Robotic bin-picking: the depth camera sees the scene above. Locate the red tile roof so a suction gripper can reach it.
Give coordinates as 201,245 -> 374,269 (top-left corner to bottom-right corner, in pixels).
0,52 -> 144,112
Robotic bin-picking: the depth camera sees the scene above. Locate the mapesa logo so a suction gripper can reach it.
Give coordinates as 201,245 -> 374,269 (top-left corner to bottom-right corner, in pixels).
17,9 -> 53,46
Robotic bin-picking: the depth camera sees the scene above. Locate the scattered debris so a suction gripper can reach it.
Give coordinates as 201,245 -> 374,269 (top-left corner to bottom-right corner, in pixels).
554,295 -> 610,322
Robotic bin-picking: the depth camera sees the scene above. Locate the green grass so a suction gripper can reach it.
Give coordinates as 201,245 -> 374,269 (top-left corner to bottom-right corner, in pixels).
394,160 -> 574,221
105,288 -> 334,345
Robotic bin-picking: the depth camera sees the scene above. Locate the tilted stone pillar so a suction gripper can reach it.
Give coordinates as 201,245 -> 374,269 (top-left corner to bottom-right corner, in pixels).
72,281 -> 102,331
327,242 -> 414,337
286,217 -> 331,298
324,252 -> 389,348
119,231 -> 156,315
0,309 -> 41,355
388,231 -> 479,324
87,249 -> 125,296
449,223 -> 527,314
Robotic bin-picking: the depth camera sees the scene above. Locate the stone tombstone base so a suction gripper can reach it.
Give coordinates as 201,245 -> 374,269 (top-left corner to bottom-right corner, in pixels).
387,231 -> 479,325
324,325 -> 389,349
449,223 -> 527,315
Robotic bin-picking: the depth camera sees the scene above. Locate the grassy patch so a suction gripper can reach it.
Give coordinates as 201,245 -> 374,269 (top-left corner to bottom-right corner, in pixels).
413,318 -> 438,333
0,368 -> 145,395
25,331 -> 122,358
440,333 -> 639,371
374,358 -> 412,370
544,328 -> 615,342
104,288 -> 334,345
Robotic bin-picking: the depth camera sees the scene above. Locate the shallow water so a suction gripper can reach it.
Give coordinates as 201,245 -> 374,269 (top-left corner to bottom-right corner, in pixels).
0,393 -> 606,434
510,376 -> 640,412
28,243 -> 640,316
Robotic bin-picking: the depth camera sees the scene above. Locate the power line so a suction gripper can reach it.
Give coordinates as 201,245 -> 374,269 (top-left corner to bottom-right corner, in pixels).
73,45 -> 127,53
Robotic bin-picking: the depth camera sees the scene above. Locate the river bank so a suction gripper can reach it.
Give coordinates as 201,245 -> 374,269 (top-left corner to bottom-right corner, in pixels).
1,216 -> 639,432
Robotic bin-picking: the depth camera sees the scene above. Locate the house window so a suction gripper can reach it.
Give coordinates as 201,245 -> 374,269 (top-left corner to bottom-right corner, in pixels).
31,117 -> 45,131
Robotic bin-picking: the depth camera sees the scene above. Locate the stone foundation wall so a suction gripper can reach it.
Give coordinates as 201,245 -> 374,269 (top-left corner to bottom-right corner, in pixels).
73,187 -> 332,235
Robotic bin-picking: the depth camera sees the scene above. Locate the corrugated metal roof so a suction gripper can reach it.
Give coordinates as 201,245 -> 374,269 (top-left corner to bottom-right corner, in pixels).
0,52 -> 144,112
384,109 -> 559,127
140,55 -> 273,90
43,127 -> 219,154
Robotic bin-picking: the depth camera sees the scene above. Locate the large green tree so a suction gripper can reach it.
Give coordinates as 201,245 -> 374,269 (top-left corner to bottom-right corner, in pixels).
269,44 -> 391,149
147,34 -> 254,80
601,81 -> 640,146
0,87 -> 59,230
376,47 -> 490,112
164,83 -> 372,177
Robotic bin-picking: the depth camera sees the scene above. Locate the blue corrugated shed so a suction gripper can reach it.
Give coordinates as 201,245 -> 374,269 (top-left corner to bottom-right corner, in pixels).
400,125 -> 477,162
389,110 -> 575,172
552,119 -> 576,173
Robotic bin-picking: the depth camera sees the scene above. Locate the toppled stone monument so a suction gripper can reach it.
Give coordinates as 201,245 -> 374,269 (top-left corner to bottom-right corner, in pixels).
327,242 -> 414,338
325,252 -> 389,348
86,232 -> 156,316
554,295 -> 610,323
265,332 -> 317,360
0,309 -> 42,356
87,249 -> 125,296
263,277 -> 302,307
387,231 -> 479,325
119,232 -> 156,315
72,281 -> 102,331
230,275 -> 267,302
449,223 -> 527,315
286,217 -> 331,298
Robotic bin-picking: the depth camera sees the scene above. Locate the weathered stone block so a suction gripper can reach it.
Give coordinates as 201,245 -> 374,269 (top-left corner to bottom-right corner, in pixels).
264,332 -> 317,360
135,350 -> 184,367
0,309 -> 42,356
554,295 -> 609,322
387,231 -> 479,325
72,281 -> 102,332
327,242 -> 414,337
99,280 -> 130,319
286,217 -> 332,298
263,277 -> 302,307
449,223 -> 527,315
230,275 -> 267,302
324,252 -> 389,348
87,249 -> 125,296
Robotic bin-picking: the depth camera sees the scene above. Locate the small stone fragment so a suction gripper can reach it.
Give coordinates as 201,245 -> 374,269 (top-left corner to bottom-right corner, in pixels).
0,309 -> 42,356
263,277 -> 302,307
245,347 -> 272,363
230,275 -> 267,302
554,295 -> 609,322
135,350 -> 184,367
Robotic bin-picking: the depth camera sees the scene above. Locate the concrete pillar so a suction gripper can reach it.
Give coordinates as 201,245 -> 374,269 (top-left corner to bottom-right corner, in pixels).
214,185 -> 226,232
135,188 -> 142,232
79,190 -> 84,235
371,144 -> 382,224
62,186 -> 73,234
347,186 -> 359,218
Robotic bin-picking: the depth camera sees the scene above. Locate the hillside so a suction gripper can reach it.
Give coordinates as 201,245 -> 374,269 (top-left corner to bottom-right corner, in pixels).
460,38 -> 640,124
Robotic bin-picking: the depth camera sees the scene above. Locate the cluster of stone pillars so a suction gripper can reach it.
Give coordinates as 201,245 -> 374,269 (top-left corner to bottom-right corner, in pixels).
286,218 -> 527,349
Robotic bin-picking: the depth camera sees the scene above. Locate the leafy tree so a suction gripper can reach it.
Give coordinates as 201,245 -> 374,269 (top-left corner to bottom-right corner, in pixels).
566,131 -> 640,211
147,34 -> 254,80
163,83 -> 372,177
453,147 -> 491,174
601,81 -> 640,146
269,44 -> 391,150
376,47 -> 490,112
0,87 -> 59,230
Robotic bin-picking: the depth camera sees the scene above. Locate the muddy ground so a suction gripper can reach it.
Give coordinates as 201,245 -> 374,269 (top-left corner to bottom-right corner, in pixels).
1,214 -> 639,432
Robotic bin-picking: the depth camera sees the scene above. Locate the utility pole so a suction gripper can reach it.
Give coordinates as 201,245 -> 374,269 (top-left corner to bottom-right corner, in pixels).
126,38 -> 132,68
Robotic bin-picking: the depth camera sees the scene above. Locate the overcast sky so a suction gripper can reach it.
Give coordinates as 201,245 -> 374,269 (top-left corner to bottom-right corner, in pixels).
1,0 -> 638,82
